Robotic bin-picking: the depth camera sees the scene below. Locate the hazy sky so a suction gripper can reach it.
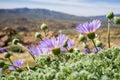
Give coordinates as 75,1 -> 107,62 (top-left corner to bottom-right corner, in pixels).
0,0 -> 120,16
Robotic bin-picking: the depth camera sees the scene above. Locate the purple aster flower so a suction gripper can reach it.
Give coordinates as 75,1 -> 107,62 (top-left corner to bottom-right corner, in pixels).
28,46 -> 44,56
13,59 -> 24,67
0,47 -> 7,53
93,47 -> 102,53
0,68 -> 2,72
76,20 -> 101,53
28,34 -> 71,55
76,20 -> 101,34
84,48 -> 90,54
9,66 -> 15,70
38,38 -> 57,54
39,34 -> 68,54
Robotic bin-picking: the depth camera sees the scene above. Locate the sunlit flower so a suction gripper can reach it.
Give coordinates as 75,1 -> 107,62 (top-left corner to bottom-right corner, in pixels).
93,47 -> 102,53
39,34 -> 68,54
76,20 -> 101,34
0,47 -> 7,53
76,20 -> 101,53
28,34 -> 73,55
76,20 -> 101,40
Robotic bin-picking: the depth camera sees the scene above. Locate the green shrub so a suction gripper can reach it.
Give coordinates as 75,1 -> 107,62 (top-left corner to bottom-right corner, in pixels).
1,47 -> 120,80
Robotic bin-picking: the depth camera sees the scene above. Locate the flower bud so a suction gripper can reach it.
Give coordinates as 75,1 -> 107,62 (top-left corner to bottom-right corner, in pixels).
106,12 -> 114,19
4,52 -> 11,58
114,16 -> 120,24
63,41 -> 68,48
35,32 -> 42,39
12,39 -> 19,45
40,23 -> 48,30
87,32 -> 95,40
51,47 -> 60,55
46,56 -> 51,62
82,43 -> 88,48
95,40 -> 102,47
0,60 -> 5,67
68,48 -> 73,53
78,34 -> 86,42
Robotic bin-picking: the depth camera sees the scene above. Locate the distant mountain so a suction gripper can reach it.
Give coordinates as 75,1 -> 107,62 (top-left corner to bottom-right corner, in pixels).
0,8 -> 91,31
0,8 -> 120,22
0,8 -> 89,21
0,8 -> 119,31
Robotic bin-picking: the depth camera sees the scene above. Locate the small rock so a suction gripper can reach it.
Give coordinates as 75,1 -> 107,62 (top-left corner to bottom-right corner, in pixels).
1,36 -> 10,42
0,41 -> 5,47
22,36 -> 36,45
0,32 -> 6,38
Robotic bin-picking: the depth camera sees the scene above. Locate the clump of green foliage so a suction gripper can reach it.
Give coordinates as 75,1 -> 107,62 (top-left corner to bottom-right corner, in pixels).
1,47 -> 120,80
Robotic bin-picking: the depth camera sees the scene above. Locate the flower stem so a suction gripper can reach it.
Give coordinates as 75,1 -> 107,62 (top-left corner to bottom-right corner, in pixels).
108,19 -> 111,48
17,43 -> 35,60
91,39 -> 98,53
29,52 -> 35,60
8,58 -> 13,65
66,47 -> 69,52
40,37 -> 42,40
44,30 -> 47,37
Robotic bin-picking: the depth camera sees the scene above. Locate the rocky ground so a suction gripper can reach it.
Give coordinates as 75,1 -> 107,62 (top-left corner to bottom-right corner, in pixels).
0,27 -> 120,48
0,27 -> 16,47
0,27 -> 57,47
